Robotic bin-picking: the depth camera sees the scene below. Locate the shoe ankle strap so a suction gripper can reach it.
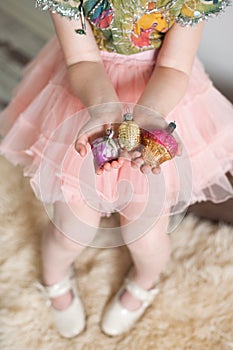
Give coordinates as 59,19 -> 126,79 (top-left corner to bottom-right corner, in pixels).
44,274 -> 74,298
124,278 -> 159,303
35,273 -> 74,302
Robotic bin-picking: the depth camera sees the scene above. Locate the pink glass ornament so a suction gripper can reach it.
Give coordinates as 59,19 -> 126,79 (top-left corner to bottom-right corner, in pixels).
91,129 -> 119,171
141,122 -> 178,167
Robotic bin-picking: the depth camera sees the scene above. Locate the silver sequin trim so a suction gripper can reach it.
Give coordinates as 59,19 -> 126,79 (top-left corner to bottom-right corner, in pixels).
35,0 -> 81,20
176,0 -> 231,26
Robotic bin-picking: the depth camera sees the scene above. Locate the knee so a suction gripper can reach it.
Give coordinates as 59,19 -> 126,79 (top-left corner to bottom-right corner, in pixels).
52,201 -> 100,246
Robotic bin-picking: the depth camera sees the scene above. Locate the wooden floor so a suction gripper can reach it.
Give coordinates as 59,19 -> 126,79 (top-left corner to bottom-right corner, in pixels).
0,0 -> 53,108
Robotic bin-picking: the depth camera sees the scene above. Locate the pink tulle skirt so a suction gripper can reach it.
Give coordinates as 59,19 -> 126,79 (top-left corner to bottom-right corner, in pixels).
0,37 -> 233,224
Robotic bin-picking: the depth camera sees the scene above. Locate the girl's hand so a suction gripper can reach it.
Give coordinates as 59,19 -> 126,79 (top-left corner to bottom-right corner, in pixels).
128,142 -> 182,175
75,104 -> 124,175
125,106 -> 182,175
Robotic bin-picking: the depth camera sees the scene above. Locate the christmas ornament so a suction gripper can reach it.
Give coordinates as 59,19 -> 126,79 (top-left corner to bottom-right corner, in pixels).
91,129 -> 119,171
141,122 -> 178,167
118,112 -> 140,151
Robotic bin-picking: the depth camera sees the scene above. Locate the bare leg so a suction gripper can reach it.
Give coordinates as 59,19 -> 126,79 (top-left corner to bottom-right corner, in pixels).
41,201 -> 101,310
120,213 -> 171,310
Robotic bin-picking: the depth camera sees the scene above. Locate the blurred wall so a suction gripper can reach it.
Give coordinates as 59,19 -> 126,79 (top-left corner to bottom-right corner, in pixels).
198,7 -> 233,102
0,1 -> 232,103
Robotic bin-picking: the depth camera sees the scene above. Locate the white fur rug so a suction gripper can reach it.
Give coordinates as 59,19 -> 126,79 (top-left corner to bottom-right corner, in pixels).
0,156 -> 233,350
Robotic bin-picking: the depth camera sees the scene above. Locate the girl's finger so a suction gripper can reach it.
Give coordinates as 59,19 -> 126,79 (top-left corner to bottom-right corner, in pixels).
103,162 -> 112,171
111,160 -> 121,169
96,167 -> 104,175
177,142 -> 183,156
152,166 -> 161,175
131,157 -> 144,169
75,134 -> 88,156
140,164 -> 151,174
130,150 -> 141,160
75,142 -> 87,157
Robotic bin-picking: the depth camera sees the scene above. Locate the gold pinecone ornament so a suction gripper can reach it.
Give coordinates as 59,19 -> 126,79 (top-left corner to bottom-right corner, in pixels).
118,112 -> 140,151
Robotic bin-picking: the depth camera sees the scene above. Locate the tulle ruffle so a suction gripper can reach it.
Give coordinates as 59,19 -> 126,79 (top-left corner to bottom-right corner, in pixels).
0,37 -> 233,223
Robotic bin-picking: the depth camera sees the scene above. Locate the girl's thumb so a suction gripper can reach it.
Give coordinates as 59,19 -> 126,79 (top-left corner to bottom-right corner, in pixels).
75,139 -> 87,157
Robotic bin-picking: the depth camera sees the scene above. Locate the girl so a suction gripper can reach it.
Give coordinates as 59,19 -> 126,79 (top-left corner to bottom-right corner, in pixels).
0,0 -> 233,339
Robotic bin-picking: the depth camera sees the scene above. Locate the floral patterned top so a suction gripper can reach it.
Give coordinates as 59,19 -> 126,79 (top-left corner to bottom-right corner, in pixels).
35,0 -> 230,55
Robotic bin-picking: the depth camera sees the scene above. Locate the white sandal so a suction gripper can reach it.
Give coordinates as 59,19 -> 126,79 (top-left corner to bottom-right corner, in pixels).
101,274 -> 159,336
36,271 -> 86,338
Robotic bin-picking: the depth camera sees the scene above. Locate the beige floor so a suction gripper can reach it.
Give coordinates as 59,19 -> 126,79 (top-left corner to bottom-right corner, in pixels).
0,156 -> 233,349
